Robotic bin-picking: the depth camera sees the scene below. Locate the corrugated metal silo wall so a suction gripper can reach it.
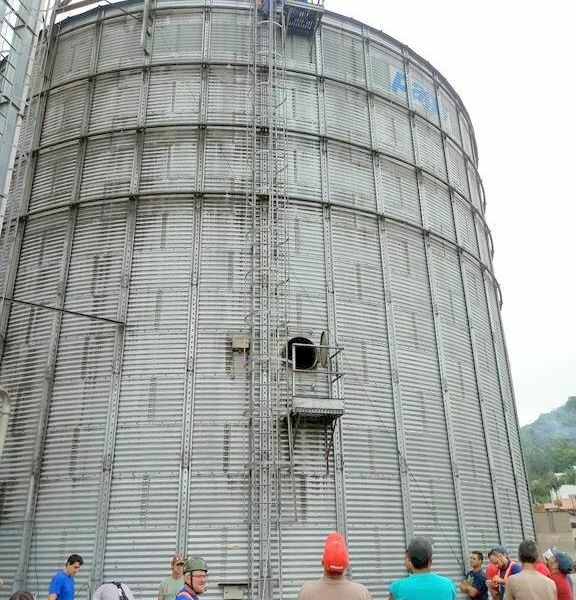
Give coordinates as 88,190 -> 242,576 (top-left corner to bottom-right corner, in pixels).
0,1 -> 533,599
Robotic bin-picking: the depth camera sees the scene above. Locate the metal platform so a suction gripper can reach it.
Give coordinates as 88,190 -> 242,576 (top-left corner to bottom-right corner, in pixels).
284,0 -> 324,32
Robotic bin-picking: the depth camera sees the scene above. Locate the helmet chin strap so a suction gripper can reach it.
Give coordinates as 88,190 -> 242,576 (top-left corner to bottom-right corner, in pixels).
186,575 -> 203,595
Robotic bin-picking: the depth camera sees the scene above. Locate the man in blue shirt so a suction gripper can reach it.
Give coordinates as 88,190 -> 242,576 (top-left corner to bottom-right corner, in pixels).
461,551 -> 488,600
48,554 -> 83,600
389,537 -> 456,600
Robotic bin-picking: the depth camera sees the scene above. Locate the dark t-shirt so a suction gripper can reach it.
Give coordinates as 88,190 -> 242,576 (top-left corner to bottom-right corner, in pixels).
466,569 -> 488,600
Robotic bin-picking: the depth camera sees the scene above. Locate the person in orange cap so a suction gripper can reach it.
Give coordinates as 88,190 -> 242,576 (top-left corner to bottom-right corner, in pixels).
297,532 -> 372,600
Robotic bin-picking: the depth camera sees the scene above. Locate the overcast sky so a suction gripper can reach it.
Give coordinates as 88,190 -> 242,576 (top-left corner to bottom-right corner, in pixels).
326,0 -> 575,426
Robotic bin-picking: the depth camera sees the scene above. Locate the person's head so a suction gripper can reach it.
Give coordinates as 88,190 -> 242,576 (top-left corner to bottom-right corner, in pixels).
405,537 -> 433,572
183,557 -> 207,595
493,546 -> 509,568
549,551 -> 573,575
488,549 -> 498,565
321,532 -> 349,577
469,551 -> 483,570
9,592 -> 35,600
65,554 -> 83,577
517,540 -> 538,564
171,554 -> 186,577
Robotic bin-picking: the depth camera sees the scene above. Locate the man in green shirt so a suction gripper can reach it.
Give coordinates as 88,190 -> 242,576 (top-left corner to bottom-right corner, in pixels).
158,554 -> 186,600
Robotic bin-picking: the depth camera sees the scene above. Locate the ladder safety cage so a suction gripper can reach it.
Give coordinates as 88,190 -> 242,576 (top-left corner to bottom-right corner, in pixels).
244,0 -> 290,599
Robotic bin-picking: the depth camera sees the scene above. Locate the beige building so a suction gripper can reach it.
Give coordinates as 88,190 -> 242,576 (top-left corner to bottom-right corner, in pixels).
534,508 -> 576,557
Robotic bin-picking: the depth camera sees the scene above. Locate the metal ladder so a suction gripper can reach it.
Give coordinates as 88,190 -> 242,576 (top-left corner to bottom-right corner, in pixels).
245,0 -> 290,598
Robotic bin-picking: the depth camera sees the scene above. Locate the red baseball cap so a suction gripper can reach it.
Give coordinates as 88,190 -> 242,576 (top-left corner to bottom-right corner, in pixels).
322,532 -> 349,573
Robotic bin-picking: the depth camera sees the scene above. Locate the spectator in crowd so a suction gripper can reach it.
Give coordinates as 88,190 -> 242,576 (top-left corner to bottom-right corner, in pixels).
158,555 -> 186,600
486,549 -> 499,600
503,540 -> 555,600
547,550 -> 573,600
10,593 -> 35,600
48,554 -> 84,600
388,536 -> 456,600
460,551 -> 488,600
492,546 -> 521,600
298,532 -> 372,600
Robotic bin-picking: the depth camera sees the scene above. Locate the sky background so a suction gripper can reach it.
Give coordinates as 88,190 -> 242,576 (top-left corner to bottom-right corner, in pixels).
326,0 -> 575,426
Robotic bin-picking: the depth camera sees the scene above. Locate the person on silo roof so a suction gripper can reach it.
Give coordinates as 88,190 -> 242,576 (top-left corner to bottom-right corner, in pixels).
297,532 -> 372,600
388,536 -> 456,600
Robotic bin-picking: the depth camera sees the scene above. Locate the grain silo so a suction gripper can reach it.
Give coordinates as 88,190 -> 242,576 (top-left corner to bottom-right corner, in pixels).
0,0 -> 533,599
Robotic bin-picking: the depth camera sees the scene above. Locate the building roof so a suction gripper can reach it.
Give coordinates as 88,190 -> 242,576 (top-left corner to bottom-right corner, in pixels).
540,498 -> 576,512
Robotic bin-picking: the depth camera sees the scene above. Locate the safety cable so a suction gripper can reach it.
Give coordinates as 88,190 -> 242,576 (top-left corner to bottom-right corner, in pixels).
0,296 -> 124,324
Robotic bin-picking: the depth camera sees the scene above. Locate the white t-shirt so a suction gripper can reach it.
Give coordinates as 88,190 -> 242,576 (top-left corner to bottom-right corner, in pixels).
93,583 -> 135,600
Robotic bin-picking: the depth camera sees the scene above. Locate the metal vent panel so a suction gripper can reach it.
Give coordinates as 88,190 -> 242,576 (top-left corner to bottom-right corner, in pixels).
467,164 -> 482,212
90,70 -> 142,133
152,9 -> 204,62
322,26 -> 365,86
285,28 -> 316,73
459,113 -> 474,162
328,142 -> 375,211
51,26 -> 95,86
370,44 -> 406,105
41,81 -> 89,146
64,202 -> 128,319
422,178 -> 456,241
379,158 -> 420,225
286,136 -> 321,201
30,143 -> 79,212
438,88 -> 460,145
373,99 -> 413,162
13,212 -> 68,302
80,133 -> 136,200
140,129 -> 199,193
207,66 -> 249,125
146,66 -> 202,125
98,16 -> 143,71
446,139 -> 469,199
407,65 -> 439,126
204,130 -> 250,193
454,197 -> 479,257
208,9 -> 251,62
285,74 -> 318,134
324,81 -> 369,147
414,117 -> 446,179
17,97 -> 39,153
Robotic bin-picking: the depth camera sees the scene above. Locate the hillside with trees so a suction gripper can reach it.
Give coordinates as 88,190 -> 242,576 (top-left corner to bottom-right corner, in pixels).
520,396 -> 576,503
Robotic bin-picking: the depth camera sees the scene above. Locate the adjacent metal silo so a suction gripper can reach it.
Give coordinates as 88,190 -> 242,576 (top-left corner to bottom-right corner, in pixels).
0,1 -> 533,599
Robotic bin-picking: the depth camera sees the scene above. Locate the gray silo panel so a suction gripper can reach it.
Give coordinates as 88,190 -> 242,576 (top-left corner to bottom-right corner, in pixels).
0,1 -> 533,599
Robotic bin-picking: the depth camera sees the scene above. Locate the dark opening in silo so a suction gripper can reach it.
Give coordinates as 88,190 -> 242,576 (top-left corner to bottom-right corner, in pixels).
285,336 -> 317,370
